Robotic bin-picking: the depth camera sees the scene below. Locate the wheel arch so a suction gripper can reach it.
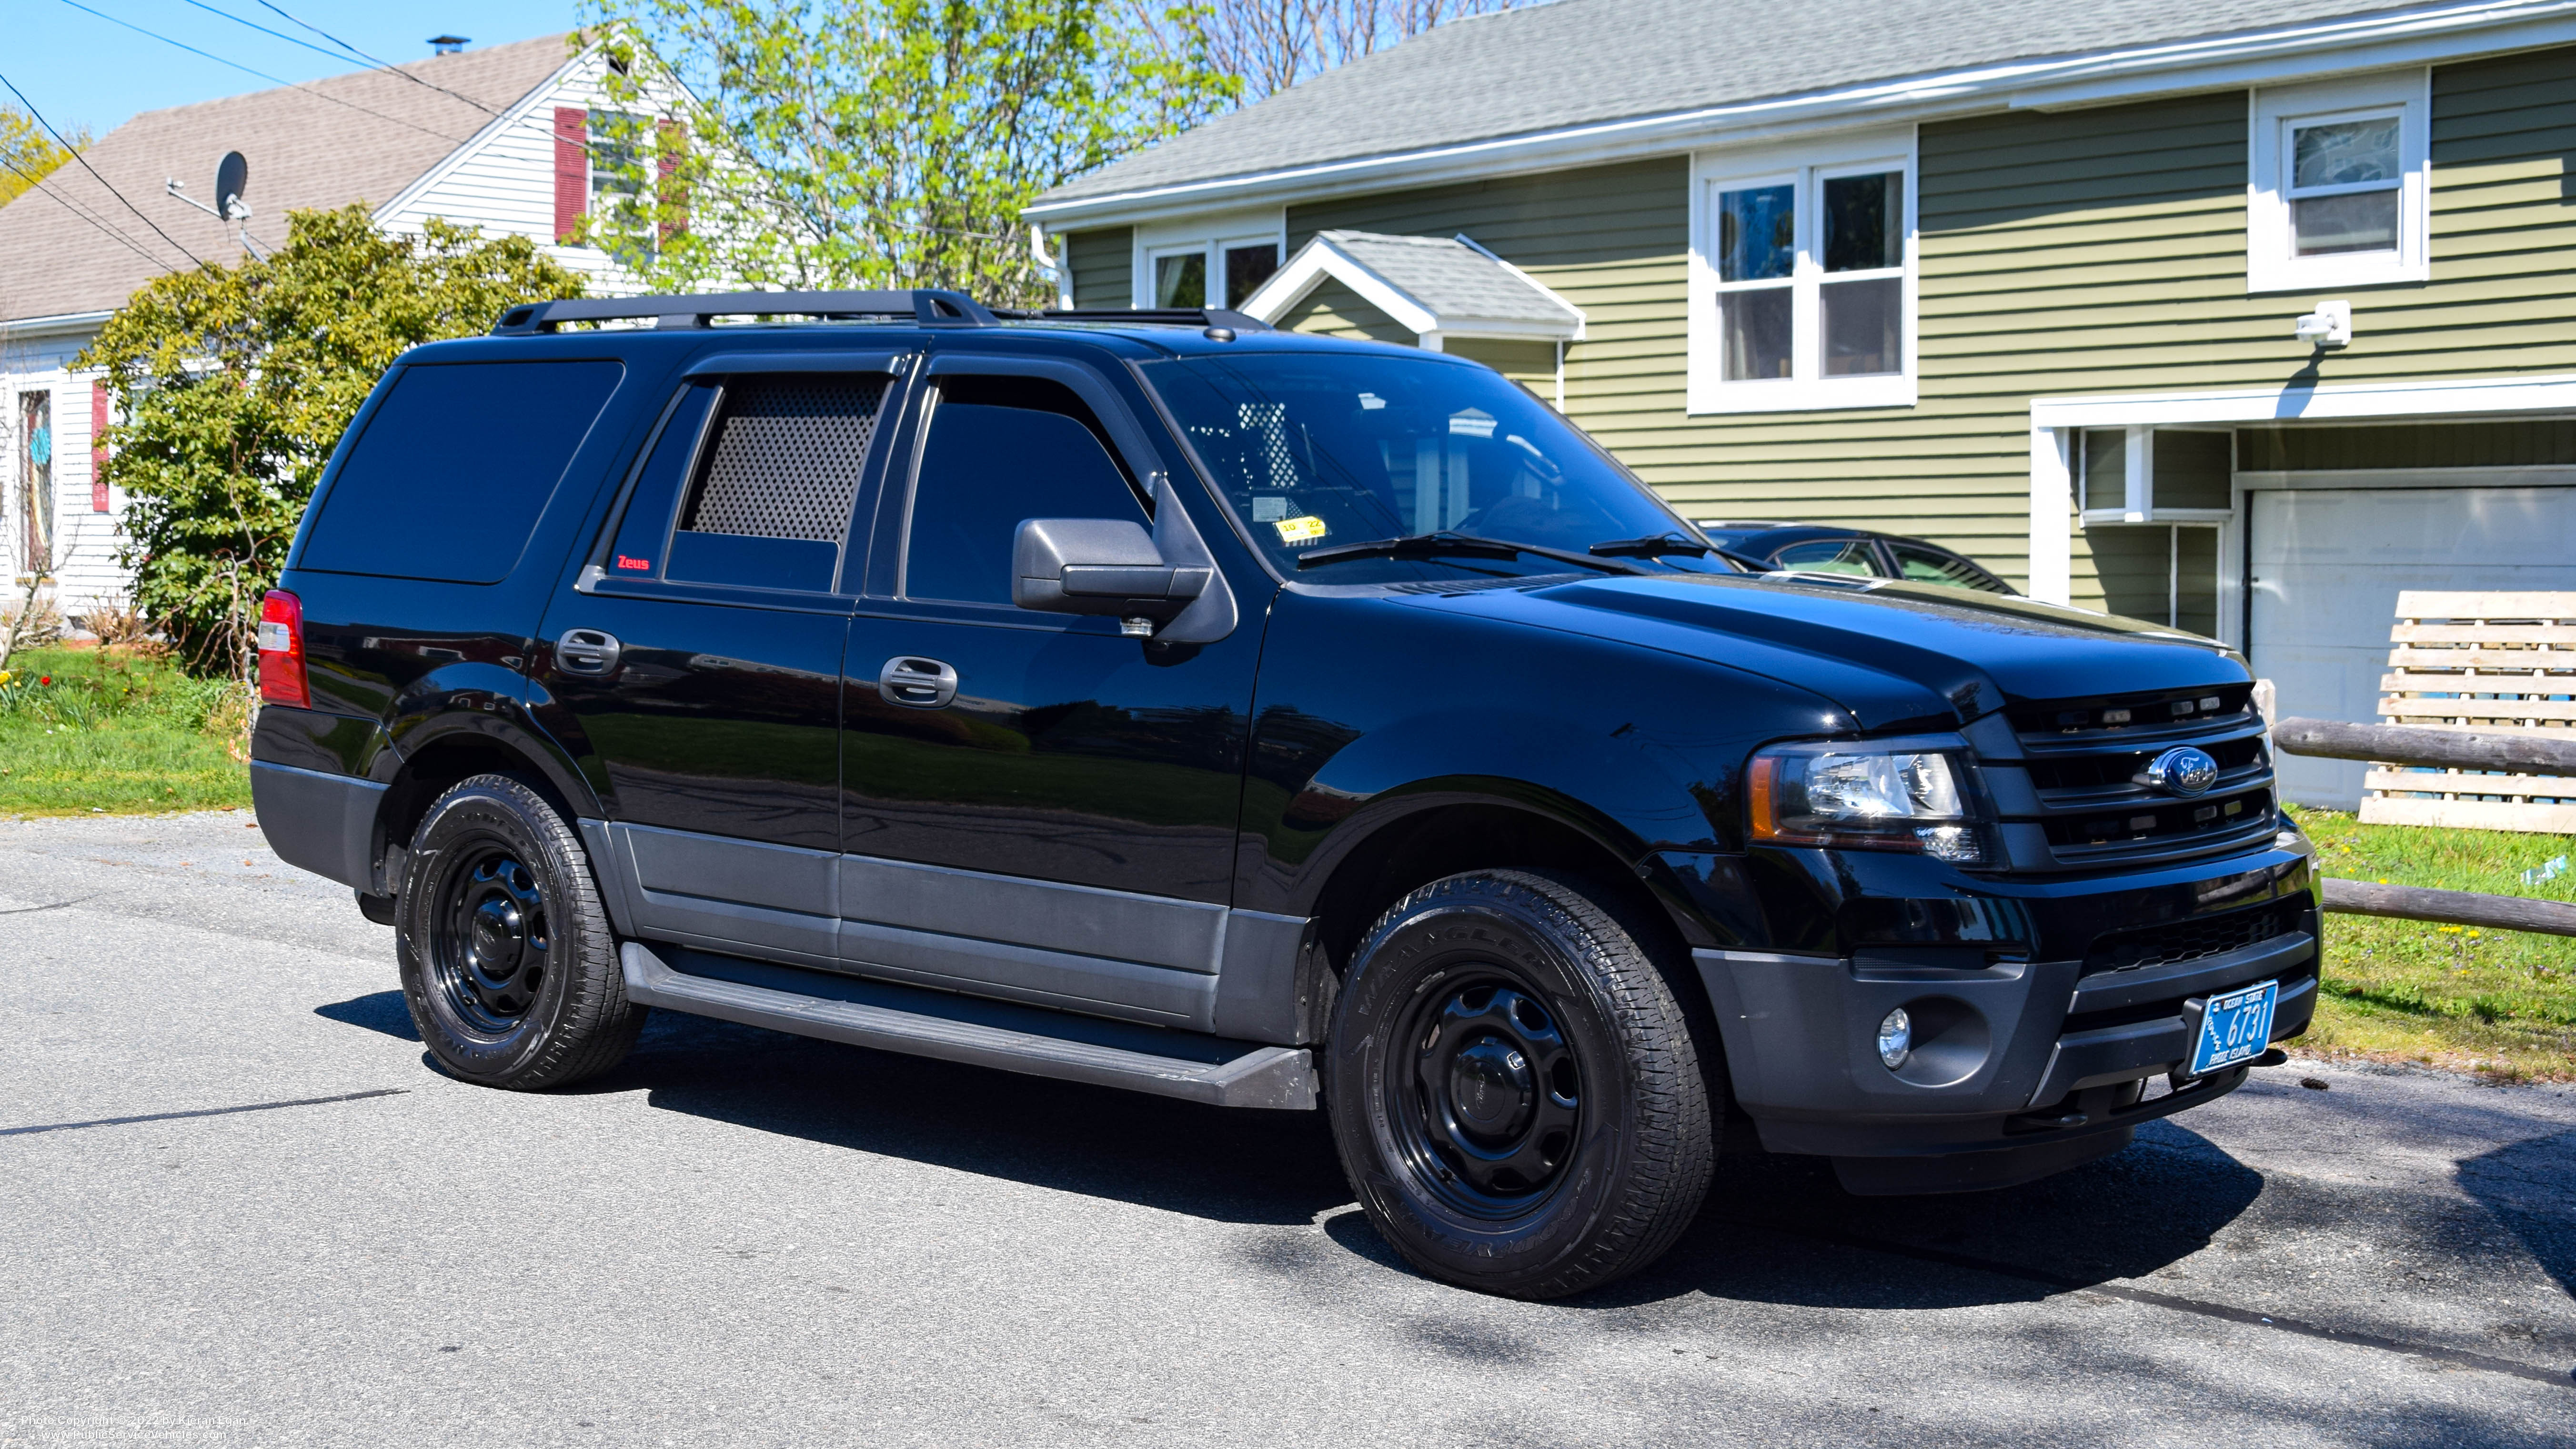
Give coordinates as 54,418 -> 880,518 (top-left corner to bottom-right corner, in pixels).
373,712 -> 600,891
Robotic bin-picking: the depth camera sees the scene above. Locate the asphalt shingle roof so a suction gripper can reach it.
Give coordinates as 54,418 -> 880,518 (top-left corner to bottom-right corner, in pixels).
1041,0 -> 2426,205
1316,231 -> 1581,326
0,35 -> 571,322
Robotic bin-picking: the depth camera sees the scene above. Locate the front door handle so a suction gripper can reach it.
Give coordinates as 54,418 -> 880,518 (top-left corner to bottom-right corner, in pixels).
878,655 -> 957,709
557,628 -> 623,676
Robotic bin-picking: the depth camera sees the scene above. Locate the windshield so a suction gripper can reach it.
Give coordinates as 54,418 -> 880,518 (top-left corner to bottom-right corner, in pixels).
1142,352 -> 1719,580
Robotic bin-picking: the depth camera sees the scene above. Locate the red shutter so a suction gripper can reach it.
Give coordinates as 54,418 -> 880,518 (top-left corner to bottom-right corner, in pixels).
657,118 -> 688,242
89,380 -> 110,512
552,107 -> 588,243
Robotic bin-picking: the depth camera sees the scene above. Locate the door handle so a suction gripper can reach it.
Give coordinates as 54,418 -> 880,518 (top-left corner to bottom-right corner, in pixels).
878,655 -> 957,709
557,628 -> 623,676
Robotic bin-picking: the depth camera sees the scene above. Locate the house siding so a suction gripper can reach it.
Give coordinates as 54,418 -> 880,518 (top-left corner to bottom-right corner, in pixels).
1066,229 -> 1133,308
1280,278 -> 1414,343
1266,46 -> 2576,603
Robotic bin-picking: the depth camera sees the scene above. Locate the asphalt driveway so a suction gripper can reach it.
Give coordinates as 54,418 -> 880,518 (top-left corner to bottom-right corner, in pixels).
3,811 -> 2573,1447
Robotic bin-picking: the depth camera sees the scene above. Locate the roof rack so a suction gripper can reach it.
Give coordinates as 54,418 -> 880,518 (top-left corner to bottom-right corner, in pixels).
989,306 -> 1274,333
490,288 -> 998,335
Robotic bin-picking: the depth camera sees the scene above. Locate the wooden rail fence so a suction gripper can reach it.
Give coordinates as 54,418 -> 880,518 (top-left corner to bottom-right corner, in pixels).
2272,714 -> 2576,938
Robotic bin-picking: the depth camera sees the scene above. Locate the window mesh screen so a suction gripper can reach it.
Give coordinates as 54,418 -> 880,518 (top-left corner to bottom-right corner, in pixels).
681,374 -> 888,541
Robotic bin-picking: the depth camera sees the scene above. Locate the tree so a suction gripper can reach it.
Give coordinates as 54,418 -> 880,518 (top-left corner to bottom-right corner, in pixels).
1181,0 -> 1530,106
79,207 -> 586,679
0,107 -> 86,209
576,1 -> 1236,302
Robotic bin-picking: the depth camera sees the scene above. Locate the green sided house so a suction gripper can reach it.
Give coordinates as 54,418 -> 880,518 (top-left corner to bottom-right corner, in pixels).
1025,0 -> 2576,809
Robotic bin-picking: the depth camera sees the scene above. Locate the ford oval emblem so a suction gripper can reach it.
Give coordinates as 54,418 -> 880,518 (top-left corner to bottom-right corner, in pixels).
2144,745 -> 2220,797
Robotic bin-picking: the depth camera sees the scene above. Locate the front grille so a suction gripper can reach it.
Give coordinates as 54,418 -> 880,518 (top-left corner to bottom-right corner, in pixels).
2083,903 -> 2298,974
1985,684 -> 2279,871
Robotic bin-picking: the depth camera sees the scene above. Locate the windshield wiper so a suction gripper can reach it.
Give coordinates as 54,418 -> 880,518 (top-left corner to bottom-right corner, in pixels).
1295,531 -> 1647,575
1588,532 -> 1712,560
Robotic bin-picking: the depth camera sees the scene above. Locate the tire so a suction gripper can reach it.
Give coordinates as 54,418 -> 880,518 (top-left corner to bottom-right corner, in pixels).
395,774 -> 645,1090
1325,869 -> 1717,1299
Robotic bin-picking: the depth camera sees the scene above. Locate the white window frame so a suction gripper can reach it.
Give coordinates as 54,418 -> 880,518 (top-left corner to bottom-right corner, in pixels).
2247,70 -> 2430,294
1688,127 -> 1918,414
1131,209 -> 1288,310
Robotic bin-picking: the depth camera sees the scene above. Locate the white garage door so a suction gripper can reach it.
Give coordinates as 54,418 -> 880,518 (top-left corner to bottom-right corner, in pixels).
2250,485 -> 2576,809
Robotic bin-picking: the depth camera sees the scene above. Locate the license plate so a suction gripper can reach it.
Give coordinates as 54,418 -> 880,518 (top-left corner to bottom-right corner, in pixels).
2189,979 -> 2279,1075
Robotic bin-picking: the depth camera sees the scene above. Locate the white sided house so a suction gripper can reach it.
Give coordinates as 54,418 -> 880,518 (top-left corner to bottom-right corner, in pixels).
0,33 -> 674,623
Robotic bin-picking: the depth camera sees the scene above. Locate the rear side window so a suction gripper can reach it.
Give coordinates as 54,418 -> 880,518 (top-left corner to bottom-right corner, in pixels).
610,372 -> 892,594
302,361 -> 624,583
903,374 -> 1141,606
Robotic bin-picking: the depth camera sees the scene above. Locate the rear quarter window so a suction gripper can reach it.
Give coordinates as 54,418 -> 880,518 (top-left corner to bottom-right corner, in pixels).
300,360 -> 625,583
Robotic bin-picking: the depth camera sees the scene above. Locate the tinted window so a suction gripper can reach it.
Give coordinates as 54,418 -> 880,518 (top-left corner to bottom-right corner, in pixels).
1142,353 -> 1703,581
603,373 -> 889,594
303,361 -> 623,582
904,376 -> 1142,606
1889,542 -> 2010,593
1772,539 -> 1879,577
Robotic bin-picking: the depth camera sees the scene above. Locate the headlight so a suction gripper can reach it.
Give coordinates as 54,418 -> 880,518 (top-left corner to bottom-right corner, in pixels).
1747,743 -> 1990,863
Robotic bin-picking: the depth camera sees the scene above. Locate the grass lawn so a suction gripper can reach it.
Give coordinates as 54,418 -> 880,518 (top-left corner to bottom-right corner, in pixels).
0,645 -> 252,817
2290,803 -> 2576,1081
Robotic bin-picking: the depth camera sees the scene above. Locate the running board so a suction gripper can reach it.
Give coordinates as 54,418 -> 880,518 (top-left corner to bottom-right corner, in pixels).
619,942 -> 1316,1109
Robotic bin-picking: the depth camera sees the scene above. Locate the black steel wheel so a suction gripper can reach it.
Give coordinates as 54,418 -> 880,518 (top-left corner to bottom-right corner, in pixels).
1391,974 -> 1583,1215
1326,869 -> 1716,1299
429,845 -> 553,1034
396,774 -> 644,1089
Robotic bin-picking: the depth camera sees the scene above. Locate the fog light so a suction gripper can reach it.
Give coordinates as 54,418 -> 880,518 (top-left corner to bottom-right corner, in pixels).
1877,1007 -> 1912,1069
1914,825 -> 1984,864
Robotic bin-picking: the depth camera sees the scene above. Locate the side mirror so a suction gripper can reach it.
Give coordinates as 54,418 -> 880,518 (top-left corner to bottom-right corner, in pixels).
1012,518 -> 1213,634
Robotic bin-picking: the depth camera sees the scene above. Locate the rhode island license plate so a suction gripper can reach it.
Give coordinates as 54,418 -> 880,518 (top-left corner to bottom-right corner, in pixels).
2189,979 -> 2279,1076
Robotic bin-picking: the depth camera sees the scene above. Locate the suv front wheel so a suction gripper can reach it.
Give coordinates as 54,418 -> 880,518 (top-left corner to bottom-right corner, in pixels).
1325,869 -> 1717,1298
395,774 -> 645,1089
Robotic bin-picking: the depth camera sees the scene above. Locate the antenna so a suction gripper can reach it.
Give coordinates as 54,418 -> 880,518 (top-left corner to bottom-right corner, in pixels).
163,151 -> 263,261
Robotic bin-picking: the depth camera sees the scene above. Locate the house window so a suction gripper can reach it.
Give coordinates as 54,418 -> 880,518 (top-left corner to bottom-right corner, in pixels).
1149,239 -> 1281,309
2248,72 -> 2428,293
1691,133 -> 1915,413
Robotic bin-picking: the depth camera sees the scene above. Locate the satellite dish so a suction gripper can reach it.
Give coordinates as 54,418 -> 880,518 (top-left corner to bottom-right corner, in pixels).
214,151 -> 248,220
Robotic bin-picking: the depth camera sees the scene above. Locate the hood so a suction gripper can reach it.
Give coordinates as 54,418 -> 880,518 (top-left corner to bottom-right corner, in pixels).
1402,571 -> 2249,733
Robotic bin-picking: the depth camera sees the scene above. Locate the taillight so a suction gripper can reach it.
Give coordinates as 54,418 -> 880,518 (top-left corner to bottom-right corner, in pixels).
257,590 -> 309,709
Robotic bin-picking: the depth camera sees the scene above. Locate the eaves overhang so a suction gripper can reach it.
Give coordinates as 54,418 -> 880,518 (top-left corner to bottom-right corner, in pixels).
1026,0 -> 2576,230
0,310 -> 117,341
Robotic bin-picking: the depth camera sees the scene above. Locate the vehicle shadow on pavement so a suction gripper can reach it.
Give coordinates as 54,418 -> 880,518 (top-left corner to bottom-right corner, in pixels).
1572,1118 -> 2267,1310
315,990 -> 419,1042
314,990 -> 2267,1299
2459,1128 -> 2576,1298
591,1008 -> 1353,1227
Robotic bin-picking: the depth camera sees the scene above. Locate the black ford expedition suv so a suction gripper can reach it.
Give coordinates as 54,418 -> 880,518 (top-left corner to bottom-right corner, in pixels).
251,290 -> 2315,1299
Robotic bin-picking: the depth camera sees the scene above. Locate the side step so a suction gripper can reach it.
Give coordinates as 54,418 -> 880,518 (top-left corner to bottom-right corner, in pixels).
619,942 -> 1316,1109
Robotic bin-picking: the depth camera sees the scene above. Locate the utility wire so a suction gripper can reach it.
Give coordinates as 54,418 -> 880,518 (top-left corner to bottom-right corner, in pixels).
0,155 -> 170,269
52,0 -> 473,145
0,68 -> 203,267
252,0 -> 505,118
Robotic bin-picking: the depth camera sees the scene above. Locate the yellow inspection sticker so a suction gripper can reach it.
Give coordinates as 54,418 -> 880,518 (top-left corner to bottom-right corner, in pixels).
1273,515 -> 1328,544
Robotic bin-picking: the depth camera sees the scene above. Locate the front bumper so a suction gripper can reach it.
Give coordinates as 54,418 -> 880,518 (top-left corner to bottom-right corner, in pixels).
1673,834 -> 2319,1192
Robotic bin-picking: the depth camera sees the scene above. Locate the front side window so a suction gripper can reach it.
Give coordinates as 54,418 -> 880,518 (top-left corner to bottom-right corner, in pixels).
2249,72 -> 2428,292
1771,539 -> 1879,577
903,374 -> 1142,606
1143,352 -> 1711,582
1695,142 -> 1913,413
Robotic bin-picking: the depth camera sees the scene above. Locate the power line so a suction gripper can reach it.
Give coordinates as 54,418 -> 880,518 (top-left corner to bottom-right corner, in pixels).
0,68 -> 204,267
252,0 -> 505,118
52,0 -> 473,146
0,155 -> 170,269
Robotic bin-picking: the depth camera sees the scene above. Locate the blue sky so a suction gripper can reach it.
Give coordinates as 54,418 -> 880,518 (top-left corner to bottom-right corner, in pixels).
8,1 -> 581,138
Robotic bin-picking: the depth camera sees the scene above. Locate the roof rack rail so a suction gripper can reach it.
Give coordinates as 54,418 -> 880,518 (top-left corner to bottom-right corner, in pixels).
490,288 -> 997,335
990,306 -> 1274,333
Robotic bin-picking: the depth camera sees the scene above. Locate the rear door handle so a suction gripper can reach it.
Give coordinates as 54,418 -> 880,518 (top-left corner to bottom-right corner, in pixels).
557,628 -> 622,676
878,655 -> 957,709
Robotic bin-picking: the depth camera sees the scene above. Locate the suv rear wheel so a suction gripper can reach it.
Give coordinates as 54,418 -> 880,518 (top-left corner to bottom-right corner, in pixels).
395,774 -> 645,1089
1325,869 -> 1717,1299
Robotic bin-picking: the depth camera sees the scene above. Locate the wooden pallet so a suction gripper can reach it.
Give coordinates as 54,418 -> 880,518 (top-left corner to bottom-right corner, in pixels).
2365,592 -> 2576,832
